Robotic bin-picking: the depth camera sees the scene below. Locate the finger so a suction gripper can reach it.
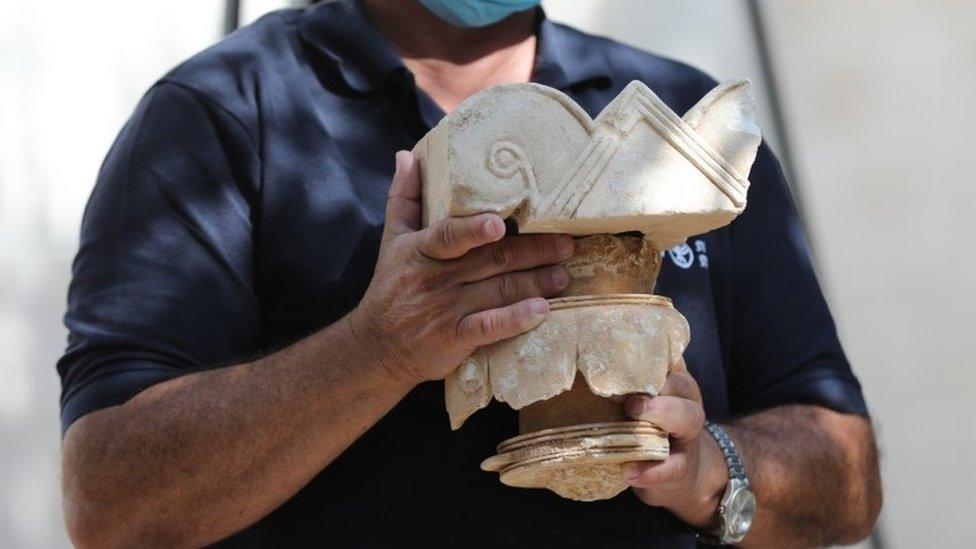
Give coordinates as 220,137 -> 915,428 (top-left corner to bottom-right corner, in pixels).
621,455 -> 688,489
459,266 -> 569,312
457,298 -> 549,346
625,394 -> 704,443
417,213 -> 505,260
454,234 -> 574,282
659,370 -> 702,403
384,151 -> 422,237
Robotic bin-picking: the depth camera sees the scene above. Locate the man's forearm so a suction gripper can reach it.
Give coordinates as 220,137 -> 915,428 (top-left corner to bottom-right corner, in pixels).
623,372 -> 880,546
728,405 -> 882,548
62,308 -> 413,548
61,151 -> 575,548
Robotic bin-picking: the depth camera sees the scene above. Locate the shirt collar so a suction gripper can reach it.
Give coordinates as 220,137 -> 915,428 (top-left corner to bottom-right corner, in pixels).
533,15 -> 613,89
299,0 -> 405,92
299,0 -> 613,93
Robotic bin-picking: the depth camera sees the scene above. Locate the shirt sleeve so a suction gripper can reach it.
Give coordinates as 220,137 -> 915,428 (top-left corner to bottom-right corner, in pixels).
726,142 -> 868,417
57,82 -> 263,434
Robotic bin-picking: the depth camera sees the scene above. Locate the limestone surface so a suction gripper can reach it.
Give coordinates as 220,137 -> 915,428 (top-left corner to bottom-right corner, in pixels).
481,421 -> 669,501
414,79 -> 761,250
444,295 -> 690,429
415,79 -> 761,501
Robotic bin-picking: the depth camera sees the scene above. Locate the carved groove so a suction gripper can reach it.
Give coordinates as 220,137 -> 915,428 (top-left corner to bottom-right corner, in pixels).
529,83 -> 749,220
486,140 -> 539,197
630,91 -> 748,206
537,134 -> 619,219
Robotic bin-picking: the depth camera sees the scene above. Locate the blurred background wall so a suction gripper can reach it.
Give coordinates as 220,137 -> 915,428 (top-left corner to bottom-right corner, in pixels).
1,1 -> 972,547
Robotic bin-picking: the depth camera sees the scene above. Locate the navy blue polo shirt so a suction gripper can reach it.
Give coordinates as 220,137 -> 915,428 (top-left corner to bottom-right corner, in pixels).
59,1 -> 867,546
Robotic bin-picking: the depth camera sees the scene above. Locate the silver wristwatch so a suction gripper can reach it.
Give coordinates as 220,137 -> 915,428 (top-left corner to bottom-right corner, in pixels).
698,421 -> 756,545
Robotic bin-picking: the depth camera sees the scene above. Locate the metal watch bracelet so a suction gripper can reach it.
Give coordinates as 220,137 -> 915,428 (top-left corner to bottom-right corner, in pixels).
695,421 -> 756,546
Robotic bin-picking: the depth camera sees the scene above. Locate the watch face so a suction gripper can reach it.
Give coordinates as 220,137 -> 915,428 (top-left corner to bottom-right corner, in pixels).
727,487 -> 756,538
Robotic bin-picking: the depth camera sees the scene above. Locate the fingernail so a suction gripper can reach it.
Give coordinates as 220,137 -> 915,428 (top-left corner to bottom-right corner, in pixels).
557,236 -> 574,258
622,463 -> 641,481
528,298 -> 549,317
483,216 -> 504,240
552,268 -> 569,289
394,150 -> 409,175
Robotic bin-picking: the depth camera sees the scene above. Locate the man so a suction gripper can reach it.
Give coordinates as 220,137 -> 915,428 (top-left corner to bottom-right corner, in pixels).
58,0 -> 881,546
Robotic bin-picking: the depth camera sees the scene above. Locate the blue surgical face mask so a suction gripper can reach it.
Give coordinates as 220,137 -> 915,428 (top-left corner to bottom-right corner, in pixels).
417,0 -> 542,28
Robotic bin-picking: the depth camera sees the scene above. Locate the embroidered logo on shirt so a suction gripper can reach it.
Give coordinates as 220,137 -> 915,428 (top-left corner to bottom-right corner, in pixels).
667,240 -> 708,270
668,243 -> 695,269
695,239 -> 709,269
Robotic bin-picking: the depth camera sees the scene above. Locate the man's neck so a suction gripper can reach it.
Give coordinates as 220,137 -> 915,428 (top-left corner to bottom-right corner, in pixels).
363,0 -> 537,113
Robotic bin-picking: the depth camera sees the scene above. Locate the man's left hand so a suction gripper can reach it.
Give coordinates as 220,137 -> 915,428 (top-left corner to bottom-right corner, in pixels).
621,359 -> 729,530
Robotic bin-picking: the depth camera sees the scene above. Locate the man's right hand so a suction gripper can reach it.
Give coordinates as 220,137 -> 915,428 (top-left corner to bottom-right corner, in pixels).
61,153 -> 573,549
351,150 -> 574,387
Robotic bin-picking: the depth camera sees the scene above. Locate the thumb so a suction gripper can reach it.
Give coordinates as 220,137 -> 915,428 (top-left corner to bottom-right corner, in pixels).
384,150 -> 422,238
